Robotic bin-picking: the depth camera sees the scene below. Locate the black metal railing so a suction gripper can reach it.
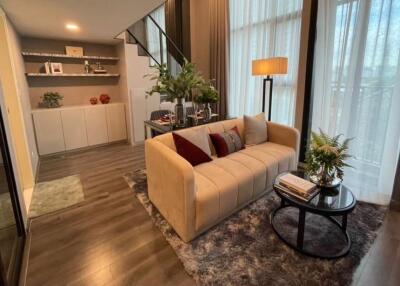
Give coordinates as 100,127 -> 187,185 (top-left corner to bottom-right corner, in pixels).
126,7 -> 187,76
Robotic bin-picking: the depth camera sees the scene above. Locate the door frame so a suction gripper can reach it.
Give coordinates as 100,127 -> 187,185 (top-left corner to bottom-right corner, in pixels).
0,83 -> 26,285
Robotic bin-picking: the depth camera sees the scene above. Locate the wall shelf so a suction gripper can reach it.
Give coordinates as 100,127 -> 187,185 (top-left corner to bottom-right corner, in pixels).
26,73 -> 120,77
22,52 -> 119,61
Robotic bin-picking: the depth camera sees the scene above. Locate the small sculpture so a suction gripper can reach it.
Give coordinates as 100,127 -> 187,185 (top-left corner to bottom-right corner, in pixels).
89,97 -> 98,105
99,94 -> 110,104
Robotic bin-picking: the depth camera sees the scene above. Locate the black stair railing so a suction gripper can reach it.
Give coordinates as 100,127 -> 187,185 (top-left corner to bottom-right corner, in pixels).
126,8 -> 187,76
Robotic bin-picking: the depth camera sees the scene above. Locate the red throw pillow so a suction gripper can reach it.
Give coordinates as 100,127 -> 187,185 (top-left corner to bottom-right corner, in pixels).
172,133 -> 213,166
209,127 -> 244,157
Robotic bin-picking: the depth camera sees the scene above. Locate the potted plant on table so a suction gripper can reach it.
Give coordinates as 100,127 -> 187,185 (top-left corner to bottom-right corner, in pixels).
305,130 -> 352,188
193,82 -> 219,122
146,61 -> 204,127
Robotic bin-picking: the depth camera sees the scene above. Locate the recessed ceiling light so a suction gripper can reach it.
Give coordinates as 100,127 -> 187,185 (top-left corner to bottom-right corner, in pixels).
65,23 -> 79,31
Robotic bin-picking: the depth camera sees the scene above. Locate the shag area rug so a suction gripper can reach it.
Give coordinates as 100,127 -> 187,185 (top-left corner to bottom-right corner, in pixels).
29,175 -> 84,218
124,169 -> 386,286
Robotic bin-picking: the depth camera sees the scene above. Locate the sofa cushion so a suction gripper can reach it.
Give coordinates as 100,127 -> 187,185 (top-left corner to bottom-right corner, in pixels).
172,129 -> 212,166
250,142 -> 297,171
244,113 -> 267,145
209,127 -> 244,157
194,172 -> 220,231
211,157 -> 254,206
194,163 -> 239,231
225,152 -> 267,196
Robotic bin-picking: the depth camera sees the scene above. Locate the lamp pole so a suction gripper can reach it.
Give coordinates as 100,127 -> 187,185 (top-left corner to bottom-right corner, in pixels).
262,75 -> 273,121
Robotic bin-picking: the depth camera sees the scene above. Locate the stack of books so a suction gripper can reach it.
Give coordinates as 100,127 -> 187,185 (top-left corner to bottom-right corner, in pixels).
276,173 -> 319,202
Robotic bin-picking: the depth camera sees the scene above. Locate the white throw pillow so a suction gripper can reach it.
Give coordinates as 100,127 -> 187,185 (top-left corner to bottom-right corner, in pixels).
244,113 -> 267,145
175,127 -> 212,156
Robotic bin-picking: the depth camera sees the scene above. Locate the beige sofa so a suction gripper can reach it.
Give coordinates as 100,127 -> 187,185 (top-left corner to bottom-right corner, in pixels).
145,118 -> 300,242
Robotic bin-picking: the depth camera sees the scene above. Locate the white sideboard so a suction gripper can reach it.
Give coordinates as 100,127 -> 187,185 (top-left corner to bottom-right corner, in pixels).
32,103 -> 127,155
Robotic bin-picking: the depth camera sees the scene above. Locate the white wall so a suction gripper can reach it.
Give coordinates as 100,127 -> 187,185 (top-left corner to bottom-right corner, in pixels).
0,8 -> 36,218
116,38 -> 132,143
120,34 -> 159,143
5,17 -> 39,177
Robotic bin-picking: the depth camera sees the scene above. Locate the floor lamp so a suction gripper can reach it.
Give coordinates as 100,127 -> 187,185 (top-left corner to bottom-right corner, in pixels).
252,57 -> 288,121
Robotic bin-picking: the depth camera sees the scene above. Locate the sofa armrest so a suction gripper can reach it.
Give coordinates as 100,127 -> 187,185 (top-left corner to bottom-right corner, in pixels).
267,121 -> 300,158
145,139 -> 196,242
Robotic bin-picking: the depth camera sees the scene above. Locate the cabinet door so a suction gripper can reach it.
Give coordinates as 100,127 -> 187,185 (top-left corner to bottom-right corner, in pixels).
61,109 -> 88,150
32,110 -> 65,155
106,104 -> 127,142
84,105 -> 108,146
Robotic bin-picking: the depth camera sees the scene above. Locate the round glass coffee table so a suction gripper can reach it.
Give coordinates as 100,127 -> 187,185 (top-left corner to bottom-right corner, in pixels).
271,171 -> 357,259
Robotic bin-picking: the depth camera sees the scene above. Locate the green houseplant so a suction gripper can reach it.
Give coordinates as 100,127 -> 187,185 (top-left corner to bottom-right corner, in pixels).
305,130 -> 352,187
147,61 -> 204,127
41,92 -> 63,108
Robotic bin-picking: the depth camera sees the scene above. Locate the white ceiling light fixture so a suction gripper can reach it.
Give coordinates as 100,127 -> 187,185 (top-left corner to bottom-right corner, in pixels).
65,23 -> 80,31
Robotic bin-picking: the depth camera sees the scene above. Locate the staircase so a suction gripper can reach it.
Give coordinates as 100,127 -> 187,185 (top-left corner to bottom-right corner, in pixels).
119,4 -> 188,144
126,4 -> 187,75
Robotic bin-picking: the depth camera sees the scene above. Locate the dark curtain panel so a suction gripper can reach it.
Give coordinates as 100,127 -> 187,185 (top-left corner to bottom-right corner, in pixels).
209,0 -> 229,119
390,153 -> 400,211
164,0 -> 191,64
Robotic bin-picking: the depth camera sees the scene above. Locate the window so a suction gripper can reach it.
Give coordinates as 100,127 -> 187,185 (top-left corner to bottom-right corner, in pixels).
312,0 -> 400,203
229,0 -> 303,125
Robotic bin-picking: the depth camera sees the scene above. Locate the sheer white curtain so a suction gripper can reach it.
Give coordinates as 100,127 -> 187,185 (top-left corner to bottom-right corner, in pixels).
229,0 -> 303,125
312,0 -> 400,204
146,4 -> 167,66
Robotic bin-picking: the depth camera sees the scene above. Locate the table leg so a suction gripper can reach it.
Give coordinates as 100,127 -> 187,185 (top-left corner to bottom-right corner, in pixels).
342,214 -> 348,231
144,124 -> 148,140
297,210 -> 306,250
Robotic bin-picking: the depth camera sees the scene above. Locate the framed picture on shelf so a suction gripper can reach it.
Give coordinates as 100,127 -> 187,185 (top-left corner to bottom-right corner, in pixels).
50,62 -> 63,74
65,46 -> 84,57
44,62 -> 51,74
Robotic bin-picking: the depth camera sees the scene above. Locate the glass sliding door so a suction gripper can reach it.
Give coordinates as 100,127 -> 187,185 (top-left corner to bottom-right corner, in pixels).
0,99 -> 26,284
311,0 -> 400,204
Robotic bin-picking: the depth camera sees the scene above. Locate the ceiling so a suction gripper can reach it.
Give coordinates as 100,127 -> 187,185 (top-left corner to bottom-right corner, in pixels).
0,0 -> 164,44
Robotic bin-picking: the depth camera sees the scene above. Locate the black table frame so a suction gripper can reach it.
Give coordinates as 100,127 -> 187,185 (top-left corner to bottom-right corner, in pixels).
270,186 -> 357,259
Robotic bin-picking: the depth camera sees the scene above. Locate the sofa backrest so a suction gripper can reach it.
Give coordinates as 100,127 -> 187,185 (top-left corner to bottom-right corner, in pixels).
153,118 -> 244,155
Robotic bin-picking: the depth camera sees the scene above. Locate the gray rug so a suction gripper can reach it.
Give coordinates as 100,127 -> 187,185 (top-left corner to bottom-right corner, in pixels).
124,169 -> 386,286
29,175 -> 85,218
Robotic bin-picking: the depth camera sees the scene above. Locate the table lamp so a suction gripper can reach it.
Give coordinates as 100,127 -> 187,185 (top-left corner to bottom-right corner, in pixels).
252,57 -> 288,121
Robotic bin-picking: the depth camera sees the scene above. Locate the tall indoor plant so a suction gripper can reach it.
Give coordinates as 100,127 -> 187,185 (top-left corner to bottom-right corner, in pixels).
305,130 -> 352,187
147,61 -> 204,127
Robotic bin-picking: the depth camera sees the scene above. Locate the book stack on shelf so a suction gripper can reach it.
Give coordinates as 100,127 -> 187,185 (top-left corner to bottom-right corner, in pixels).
276,173 -> 319,202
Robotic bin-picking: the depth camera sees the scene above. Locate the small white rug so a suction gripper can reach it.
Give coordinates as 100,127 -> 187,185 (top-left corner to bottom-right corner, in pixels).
29,175 -> 85,218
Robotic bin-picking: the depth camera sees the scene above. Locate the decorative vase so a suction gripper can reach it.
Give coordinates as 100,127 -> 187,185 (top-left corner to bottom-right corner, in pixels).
203,103 -> 212,122
309,173 -> 342,189
174,97 -> 186,127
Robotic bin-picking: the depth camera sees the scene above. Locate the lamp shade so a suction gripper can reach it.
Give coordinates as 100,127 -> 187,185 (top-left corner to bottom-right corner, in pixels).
252,57 -> 288,76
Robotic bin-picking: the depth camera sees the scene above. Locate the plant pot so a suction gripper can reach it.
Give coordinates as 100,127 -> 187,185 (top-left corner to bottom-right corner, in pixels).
203,103 -> 212,122
44,102 -> 61,108
174,98 -> 186,127
309,175 -> 342,189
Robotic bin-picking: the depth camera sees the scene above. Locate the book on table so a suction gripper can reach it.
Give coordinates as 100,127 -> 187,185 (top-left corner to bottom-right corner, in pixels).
277,173 -> 319,201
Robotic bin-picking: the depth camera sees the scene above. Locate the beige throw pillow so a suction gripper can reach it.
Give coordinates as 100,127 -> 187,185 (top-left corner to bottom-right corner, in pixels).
244,113 -> 267,145
175,127 -> 212,156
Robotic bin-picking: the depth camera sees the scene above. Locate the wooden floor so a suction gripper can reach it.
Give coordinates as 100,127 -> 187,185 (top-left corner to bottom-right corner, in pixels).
25,143 -> 195,286
24,143 -> 399,286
